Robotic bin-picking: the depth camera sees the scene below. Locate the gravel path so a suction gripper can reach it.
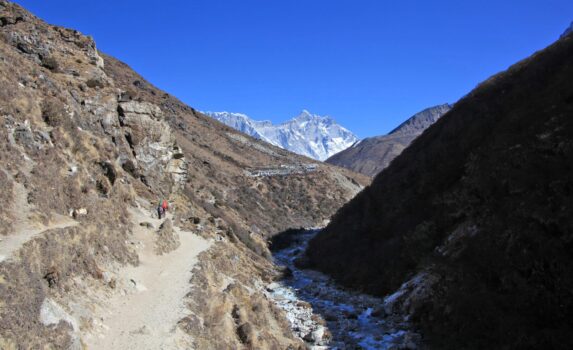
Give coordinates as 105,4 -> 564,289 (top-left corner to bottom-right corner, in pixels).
0,179 -> 78,263
85,206 -> 211,350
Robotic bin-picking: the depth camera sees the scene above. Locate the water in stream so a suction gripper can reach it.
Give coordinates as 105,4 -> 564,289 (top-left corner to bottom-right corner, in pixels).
267,229 -> 418,349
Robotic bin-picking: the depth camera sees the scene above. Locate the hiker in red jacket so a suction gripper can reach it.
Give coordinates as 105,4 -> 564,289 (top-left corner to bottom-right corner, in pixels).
161,199 -> 169,216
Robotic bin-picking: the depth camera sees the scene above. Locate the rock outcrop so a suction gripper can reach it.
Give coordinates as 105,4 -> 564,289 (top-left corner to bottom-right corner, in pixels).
154,218 -> 180,254
117,100 -> 188,192
306,29 -> 573,349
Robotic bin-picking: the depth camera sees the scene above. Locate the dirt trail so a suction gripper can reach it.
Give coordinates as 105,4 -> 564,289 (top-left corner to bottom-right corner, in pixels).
0,179 -> 78,263
84,206 -> 211,350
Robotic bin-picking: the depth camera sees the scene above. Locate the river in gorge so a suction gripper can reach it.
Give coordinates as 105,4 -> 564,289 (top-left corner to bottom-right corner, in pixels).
265,229 -> 420,349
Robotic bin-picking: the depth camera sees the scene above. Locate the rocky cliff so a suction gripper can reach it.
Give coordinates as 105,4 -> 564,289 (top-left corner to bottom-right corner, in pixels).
305,30 -> 573,348
326,104 -> 451,177
0,1 -> 368,348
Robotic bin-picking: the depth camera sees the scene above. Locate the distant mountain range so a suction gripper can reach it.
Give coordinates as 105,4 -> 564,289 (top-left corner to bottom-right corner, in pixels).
204,110 -> 358,161
326,104 -> 451,177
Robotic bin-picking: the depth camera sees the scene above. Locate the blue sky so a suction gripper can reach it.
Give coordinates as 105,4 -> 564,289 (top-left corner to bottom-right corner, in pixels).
15,0 -> 573,138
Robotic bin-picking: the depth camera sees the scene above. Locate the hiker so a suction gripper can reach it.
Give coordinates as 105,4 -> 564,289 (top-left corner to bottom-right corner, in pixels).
157,200 -> 164,219
162,199 -> 169,215
157,199 -> 169,219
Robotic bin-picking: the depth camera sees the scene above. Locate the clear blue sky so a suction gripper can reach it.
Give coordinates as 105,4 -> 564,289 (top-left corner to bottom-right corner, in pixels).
15,0 -> 573,138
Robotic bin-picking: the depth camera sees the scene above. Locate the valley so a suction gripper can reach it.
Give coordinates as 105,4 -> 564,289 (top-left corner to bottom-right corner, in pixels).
0,1 -> 572,349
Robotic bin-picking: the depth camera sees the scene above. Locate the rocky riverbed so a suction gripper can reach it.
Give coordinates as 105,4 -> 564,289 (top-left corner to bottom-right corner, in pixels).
267,229 -> 419,349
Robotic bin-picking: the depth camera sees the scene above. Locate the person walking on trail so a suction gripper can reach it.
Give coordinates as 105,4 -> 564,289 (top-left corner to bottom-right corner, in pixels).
162,199 -> 169,216
157,200 -> 163,219
158,199 -> 169,219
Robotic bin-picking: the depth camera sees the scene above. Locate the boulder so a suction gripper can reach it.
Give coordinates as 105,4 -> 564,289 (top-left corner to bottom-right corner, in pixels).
303,326 -> 329,345
70,208 -> 88,219
383,271 -> 440,316
139,222 -> 154,229
154,219 -> 180,255
39,298 -> 81,349
236,322 -> 254,345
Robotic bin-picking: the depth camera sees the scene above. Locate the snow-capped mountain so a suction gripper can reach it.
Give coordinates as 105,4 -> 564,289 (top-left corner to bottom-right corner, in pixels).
204,110 -> 358,161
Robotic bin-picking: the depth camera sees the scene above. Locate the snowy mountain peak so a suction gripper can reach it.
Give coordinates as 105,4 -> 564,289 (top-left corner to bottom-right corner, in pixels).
297,109 -> 313,118
203,110 -> 358,161
298,109 -> 330,119
290,110 -> 337,128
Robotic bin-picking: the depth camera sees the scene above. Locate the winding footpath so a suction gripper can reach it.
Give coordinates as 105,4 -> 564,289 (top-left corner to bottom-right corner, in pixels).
84,207 -> 211,350
0,178 -> 78,263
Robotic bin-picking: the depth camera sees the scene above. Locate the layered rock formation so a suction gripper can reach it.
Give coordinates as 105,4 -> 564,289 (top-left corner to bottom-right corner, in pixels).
0,1 -> 368,347
326,104 -> 451,177
306,29 -> 573,348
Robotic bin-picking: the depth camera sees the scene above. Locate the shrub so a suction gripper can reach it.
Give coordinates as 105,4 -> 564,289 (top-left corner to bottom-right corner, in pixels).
40,55 -> 59,72
41,98 -> 69,128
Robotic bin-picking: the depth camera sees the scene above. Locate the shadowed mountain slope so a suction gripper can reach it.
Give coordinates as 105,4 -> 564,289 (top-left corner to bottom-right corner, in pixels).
306,31 -> 573,349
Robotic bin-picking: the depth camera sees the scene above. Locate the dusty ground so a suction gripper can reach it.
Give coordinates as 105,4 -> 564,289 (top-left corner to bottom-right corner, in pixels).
83,205 -> 211,350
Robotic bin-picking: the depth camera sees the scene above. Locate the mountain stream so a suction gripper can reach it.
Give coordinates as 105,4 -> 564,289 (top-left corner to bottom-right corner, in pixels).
266,229 -> 419,349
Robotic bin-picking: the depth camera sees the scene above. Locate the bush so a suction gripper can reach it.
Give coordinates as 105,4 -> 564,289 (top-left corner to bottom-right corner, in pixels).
40,55 -> 59,72
41,98 -> 69,128
86,77 -> 105,89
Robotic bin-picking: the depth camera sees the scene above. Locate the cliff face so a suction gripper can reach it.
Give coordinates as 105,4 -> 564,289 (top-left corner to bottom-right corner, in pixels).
306,32 -> 573,348
326,104 -> 451,177
0,1 -> 367,348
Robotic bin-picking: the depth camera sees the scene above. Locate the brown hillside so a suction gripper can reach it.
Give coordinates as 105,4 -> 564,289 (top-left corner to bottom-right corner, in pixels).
0,1 -> 367,347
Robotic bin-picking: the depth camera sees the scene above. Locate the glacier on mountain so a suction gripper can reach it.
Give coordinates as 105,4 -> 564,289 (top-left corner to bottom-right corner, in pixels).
204,110 -> 358,161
